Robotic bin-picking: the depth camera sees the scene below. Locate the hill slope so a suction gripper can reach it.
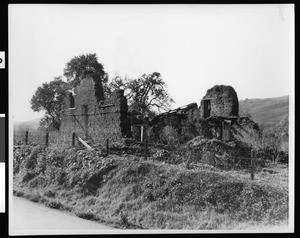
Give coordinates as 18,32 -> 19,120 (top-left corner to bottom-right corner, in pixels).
239,96 -> 289,125
14,118 -> 41,132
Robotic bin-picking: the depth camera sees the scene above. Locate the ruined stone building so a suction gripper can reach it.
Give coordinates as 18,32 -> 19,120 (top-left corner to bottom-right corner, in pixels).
146,85 -> 260,145
198,85 -> 260,144
199,85 -> 239,118
60,76 -> 131,146
59,77 -> 260,147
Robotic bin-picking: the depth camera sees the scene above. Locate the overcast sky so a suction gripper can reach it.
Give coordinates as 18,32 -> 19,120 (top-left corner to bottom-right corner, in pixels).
9,4 -> 294,122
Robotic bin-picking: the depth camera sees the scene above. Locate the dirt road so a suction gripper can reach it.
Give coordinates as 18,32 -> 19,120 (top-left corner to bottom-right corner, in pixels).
10,196 -> 115,235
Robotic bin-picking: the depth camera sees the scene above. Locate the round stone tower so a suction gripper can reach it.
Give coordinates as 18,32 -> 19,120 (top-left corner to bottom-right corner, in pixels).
200,85 -> 239,118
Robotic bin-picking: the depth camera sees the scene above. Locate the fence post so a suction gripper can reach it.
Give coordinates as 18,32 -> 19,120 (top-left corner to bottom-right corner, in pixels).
250,149 -> 255,180
72,133 -> 76,146
106,139 -> 109,156
141,125 -> 144,142
25,131 -> 28,145
144,139 -> 148,160
45,133 -> 49,147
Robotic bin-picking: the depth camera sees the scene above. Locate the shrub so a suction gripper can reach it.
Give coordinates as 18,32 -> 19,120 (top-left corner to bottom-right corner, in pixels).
22,172 -> 37,183
46,199 -> 62,209
68,170 -> 86,188
50,153 -> 65,167
119,211 -> 129,226
75,211 -> 96,220
13,158 -> 21,174
84,162 -> 118,193
36,154 -> 47,174
28,175 -> 47,188
25,192 -> 42,203
24,146 -> 44,170
237,184 -> 288,222
43,189 -> 57,198
14,190 -> 24,197
56,170 -> 67,186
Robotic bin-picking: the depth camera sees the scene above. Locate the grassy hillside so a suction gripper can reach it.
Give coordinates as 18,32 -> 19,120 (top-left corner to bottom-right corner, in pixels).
239,96 -> 289,126
13,145 -> 288,230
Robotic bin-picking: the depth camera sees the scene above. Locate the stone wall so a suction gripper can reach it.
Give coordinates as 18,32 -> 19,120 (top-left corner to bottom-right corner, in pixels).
60,77 -> 131,147
59,81 -> 259,148
231,117 -> 261,147
195,116 -> 261,145
200,85 -> 239,118
147,103 -> 198,144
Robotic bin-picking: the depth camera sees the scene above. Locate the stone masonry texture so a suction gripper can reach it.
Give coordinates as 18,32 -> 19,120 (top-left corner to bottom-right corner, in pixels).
59,79 -> 259,148
60,76 -> 131,146
200,85 -> 239,118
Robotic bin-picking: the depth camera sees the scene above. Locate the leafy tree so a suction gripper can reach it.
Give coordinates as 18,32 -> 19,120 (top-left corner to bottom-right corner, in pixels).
30,77 -> 69,130
259,114 -> 289,162
63,53 -> 108,85
109,72 -> 174,118
63,53 -> 109,98
106,75 -> 128,97
272,114 -> 289,154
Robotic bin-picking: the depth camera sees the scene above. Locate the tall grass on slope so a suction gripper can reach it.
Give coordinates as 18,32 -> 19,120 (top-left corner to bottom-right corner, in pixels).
13,146 -> 288,229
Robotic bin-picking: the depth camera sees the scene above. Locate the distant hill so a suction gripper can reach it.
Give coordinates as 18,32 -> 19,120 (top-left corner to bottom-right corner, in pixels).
239,96 -> 289,126
14,118 -> 41,132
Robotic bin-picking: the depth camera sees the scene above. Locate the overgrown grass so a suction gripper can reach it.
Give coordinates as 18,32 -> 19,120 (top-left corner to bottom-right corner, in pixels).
13,145 -> 289,230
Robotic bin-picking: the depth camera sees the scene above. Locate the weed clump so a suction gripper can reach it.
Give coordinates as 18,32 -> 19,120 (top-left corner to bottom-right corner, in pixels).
28,175 -> 47,188
43,189 -> 57,198
45,199 -> 62,209
24,192 -> 42,203
24,146 -> 45,170
13,190 -> 24,197
75,210 -> 97,221
22,172 -> 37,183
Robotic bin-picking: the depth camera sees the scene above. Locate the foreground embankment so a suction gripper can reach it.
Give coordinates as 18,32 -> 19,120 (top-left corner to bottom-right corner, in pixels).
13,145 -> 288,230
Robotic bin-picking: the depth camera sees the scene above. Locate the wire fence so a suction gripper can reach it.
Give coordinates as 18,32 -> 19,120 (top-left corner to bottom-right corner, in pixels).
122,139 -> 260,180
14,130 -> 61,147
14,130 -> 261,180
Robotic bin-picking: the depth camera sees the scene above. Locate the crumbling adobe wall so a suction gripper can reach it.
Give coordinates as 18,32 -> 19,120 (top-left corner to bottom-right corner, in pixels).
195,116 -> 223,140
146,85 -> 258,145
147,103 -> 198,143
231,117 -> 261,147
194,116 -> 261,146
200,85 -> 239,118
60,76 -> 131,146
146,103 -> 227,144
